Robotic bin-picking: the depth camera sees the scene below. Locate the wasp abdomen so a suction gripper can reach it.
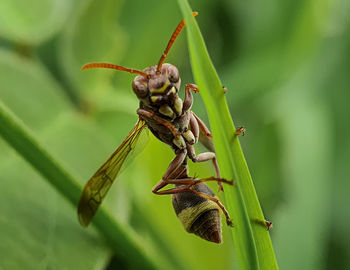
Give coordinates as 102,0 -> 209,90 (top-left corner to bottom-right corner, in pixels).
189,209 -> 221,243
172,183 -> 222,243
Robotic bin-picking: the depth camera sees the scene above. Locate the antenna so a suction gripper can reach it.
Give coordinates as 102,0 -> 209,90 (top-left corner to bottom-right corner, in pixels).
82,63 -> 148,77
157,12 -> 198,72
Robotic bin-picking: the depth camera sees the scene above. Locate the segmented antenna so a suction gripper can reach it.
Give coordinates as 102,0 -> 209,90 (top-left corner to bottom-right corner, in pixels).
82,63 -> 148,77
157,12 -> 198,72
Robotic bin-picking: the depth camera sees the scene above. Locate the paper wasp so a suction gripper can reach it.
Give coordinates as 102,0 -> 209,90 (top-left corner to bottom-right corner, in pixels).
78,12 -> 236,243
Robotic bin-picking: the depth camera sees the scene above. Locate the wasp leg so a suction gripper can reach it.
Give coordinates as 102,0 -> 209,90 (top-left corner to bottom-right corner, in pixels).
137,109 -> 179,137
265,220 -> 273,230
192,112 -> 212,138
189,112 -> 225,191
191,112 -> 216,152
191,188 -> 233,226
186,144 -> 223,191
153,184 -> 233,227
159,176 -> 234,186
189,113 -> 199,144
162,149 -> 187,180
152,149 -> 187,193
183,84 -> 199,112
235,127 -> 246,136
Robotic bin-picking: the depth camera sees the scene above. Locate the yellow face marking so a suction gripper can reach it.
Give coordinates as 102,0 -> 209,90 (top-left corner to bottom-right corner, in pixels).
177,200 -> 220,232
150,82 -> 170,94
150,96 -> 162,103
170,86 -> 177,94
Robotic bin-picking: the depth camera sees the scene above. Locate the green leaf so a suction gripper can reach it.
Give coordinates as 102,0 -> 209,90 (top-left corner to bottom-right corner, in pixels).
0,49 -> 70,130
271,70 -> 332,270
0,49 -> 113,268
0,0 -> 73,44
0,100 -> 166,270
176,1 -> 278,269
0,49 -> 167,269
0,154 -> 111,269
59,0 -> 127,96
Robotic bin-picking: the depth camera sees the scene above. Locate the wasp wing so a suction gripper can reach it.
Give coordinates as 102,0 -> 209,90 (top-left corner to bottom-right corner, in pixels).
78,118 -> 147,227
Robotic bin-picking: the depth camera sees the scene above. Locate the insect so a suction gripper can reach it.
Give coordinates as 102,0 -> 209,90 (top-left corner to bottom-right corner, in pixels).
78,12 -> 234,244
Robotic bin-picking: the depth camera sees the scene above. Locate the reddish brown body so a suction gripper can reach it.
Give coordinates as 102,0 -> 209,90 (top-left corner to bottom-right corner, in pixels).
78,12 -> 235,243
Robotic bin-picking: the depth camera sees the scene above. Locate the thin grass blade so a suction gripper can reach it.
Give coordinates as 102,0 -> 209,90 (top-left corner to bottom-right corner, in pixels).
176,1 -> 279,269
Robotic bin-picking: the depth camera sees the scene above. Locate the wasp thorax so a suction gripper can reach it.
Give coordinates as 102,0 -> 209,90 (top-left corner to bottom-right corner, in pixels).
172,183 -> 222,244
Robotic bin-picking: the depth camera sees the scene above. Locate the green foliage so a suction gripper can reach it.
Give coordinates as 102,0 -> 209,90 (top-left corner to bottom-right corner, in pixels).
0,0 -> 349,269
0,0 -> 72,44
0,54 -> 163,269
177,1 -> 277,269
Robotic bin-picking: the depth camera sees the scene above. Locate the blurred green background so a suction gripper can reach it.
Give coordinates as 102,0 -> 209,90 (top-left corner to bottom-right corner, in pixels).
0,0 -> 349,269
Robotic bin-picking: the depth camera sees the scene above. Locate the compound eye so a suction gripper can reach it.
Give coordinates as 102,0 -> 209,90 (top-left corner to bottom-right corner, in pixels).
168,65 -> 179,83
132,78 -> 148,98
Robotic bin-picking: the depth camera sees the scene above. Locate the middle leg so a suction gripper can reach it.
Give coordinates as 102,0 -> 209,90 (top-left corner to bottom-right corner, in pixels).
186,144 -> 224,191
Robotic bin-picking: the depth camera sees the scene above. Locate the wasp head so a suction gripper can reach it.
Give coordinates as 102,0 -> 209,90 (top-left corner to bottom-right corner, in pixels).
132,63 -> 180,100
132,64 -> 183,118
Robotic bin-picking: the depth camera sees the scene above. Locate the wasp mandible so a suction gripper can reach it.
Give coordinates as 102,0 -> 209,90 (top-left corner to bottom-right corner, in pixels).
78,12 -> 235,244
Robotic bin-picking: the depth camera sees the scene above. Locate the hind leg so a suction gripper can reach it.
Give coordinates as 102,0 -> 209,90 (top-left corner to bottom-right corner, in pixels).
153,183 -> 232,226
186,144 -> 223,191
151,149 -> 187,193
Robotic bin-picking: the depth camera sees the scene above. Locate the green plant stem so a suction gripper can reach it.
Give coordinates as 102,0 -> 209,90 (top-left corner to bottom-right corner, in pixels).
176,1 -> 279,269
0,100 -> 163,270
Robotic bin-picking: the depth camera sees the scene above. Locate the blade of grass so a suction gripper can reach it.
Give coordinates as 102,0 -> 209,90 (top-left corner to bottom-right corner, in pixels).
0,99 -> 168,270
176,1 -> 278,269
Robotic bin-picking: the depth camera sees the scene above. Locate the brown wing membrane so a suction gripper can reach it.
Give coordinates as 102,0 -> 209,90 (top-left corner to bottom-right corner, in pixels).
78,118 -> 147,227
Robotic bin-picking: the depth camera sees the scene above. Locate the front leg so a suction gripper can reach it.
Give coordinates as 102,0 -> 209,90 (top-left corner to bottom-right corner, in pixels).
192,112 -> 212,138
138,108 -> 188,149
137,108 -> 179,137
183,84 -> 199,112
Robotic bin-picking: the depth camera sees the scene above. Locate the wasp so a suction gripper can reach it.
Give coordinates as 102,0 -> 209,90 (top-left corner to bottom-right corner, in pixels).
78,12 -> 235,244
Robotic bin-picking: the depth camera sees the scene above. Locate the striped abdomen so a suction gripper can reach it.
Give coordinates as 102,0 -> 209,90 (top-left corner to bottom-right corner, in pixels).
172,183 -> 222,243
